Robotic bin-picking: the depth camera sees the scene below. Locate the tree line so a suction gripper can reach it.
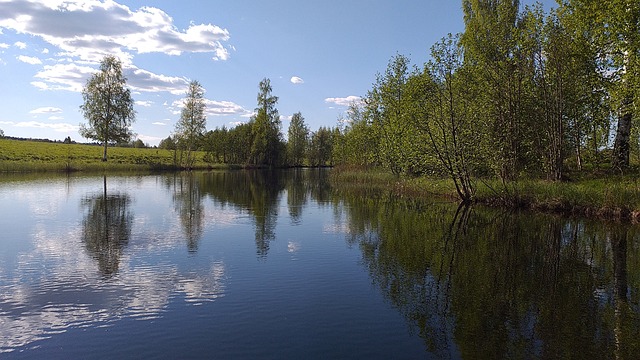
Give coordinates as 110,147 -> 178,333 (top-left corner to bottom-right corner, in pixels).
157,78 -> 339,168
330,0 -> 640,201
79,0 -> 639,198
80,56 -> 338,168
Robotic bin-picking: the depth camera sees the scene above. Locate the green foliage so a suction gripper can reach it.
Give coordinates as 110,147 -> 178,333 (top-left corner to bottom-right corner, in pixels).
158,136 -> 176,150
340,102 -> 381,167
333,0 -> 640,201
418,34 -> 480,200
286,112 -> 309,166
369,54 -> 413,175
79,55 -> 135,162
556,0 -> 639,170
308,126 -> 334,166
250,78 -> 284,166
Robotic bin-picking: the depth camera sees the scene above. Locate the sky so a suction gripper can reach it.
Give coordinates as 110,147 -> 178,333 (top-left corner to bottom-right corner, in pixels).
0,0 -> 556,146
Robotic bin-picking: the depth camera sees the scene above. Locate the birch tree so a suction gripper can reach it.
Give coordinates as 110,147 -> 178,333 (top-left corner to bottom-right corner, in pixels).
80,55 -> 135,161
175,80 -> 207,168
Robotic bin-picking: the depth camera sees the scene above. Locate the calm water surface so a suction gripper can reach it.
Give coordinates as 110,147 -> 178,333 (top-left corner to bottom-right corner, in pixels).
1,169 -> 639,359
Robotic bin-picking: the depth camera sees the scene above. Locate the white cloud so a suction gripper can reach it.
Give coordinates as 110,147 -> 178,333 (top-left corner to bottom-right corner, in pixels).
29,107 -> 62,114
290,76 -> 304,84
48,116 -> 64,120
13,121 -> 78,132
18,55 -> 42,64
205,99 -> 251,117
32,63 -> 95,92
152,122 -> 166,126
127,67 -> 189,95
42,48 -> 49,54
0,1 -> 231,62
135,100 -> 153,107
14,41 -> 27,49
0,43 -> 9,49
170,98 -> 251,117
280,115 -> 293,122
30,81 -> 49,90
29,62 -> 186,94
325,96 -> 362,107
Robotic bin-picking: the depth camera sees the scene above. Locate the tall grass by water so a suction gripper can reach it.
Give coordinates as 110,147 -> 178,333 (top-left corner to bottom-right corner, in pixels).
331,165 -> 640,222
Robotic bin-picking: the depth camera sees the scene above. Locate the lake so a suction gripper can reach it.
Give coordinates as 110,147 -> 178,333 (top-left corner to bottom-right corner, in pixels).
1,169 -> 639,359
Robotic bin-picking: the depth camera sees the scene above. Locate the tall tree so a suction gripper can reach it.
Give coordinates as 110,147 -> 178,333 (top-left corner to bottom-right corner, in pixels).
250,78 -> 283,166
557,0 -> 639,171
228,123 -> 254,164
340,101 -> 381,167
79,55 -> 135,162
174,80 -> 207,168
370,54 -> 412,175
308,127 -> 333,166
413,34 -> 479,201
461,0 -> 530,180
287,112 -> 309,166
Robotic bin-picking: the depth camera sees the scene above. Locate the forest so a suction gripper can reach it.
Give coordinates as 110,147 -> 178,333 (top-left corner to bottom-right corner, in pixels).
161,0 -> 637,202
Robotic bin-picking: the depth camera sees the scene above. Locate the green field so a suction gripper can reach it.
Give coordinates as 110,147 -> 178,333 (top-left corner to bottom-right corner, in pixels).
0,138 -> 214,172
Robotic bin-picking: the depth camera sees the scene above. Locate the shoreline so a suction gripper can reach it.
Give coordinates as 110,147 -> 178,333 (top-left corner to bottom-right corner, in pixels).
329,166 -> 640,224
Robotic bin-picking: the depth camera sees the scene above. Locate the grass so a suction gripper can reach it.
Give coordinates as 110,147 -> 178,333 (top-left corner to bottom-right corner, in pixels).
331,165 -> 640,222
0,138 -> 225,172
474,177 -> 640,220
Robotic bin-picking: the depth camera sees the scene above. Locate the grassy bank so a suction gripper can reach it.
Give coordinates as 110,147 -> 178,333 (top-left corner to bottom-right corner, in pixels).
331,165 -> 640,222
0,138 -> 231,172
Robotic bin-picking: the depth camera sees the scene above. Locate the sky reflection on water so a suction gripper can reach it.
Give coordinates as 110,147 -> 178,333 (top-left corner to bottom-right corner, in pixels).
1,170 -> 640,359
0,174 -> 232,354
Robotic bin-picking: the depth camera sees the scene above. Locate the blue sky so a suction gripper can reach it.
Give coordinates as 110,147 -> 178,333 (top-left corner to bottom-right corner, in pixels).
0,0 -> 555,146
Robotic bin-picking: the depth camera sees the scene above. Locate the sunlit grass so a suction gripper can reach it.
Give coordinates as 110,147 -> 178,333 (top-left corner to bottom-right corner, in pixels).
0,138 -> 217,172
331,165 -> 640,221
474,177 -> 640,216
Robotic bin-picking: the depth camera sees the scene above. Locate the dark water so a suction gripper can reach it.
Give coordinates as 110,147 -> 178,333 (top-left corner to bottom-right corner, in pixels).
0,169 -> 639,359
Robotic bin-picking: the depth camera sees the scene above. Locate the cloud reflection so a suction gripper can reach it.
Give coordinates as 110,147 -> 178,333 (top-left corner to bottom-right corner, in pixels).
0,251 -> 226,353
0,185 -> 227,354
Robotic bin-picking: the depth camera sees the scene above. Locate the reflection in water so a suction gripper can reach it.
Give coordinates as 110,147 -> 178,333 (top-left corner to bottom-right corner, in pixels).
338,192 -> 640,359
2,170 -> 640,358
169,173 -> 204,252
286,169 -> 309,224
81,176 -> 133,276
197,170 -> 286,257
0,175 -> 227,354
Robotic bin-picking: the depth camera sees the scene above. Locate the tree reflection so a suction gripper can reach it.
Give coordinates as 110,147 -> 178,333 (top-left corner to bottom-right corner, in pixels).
169,173 -> 204,252
81,176 -> 133,277
338,191 -> 640,358
195,170 -> 286,257
285,168 -> 309,224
